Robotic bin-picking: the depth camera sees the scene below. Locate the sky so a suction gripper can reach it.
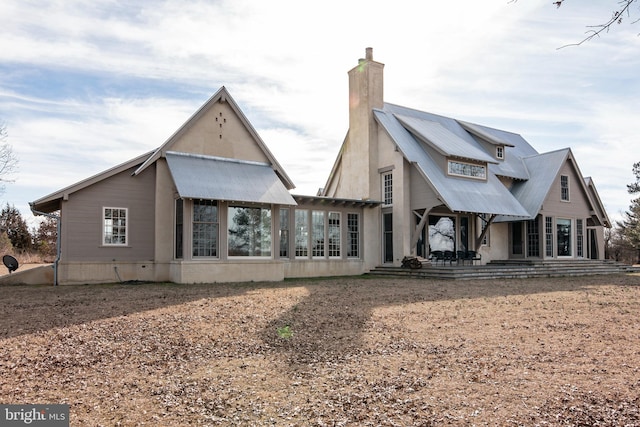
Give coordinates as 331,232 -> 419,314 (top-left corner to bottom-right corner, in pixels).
1,0 -> 639,228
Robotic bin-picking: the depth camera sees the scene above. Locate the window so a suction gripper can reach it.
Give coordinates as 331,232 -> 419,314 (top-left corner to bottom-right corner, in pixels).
382,172 -> 393,205
448,160 -> 486,180
312,211 -> 325,257
228,206 -> 271,257
557,218 -> 572,256
103,207 -> 127,245
328,212 -> 341,257
175,199 -> 183,259
577,219 -> 584,258
279,208 -> 289,258
496,146 -> 504,160
193,200 -> 218,257
478,214 -> 490,246
561,175 -> 570,201
527,218 -> 540,257
347,213 -> 360,258
545,216 -> 553,257
295,209 -> 309,257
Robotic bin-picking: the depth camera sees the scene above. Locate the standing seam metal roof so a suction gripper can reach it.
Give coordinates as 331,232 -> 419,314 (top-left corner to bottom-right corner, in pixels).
166,151 -> 297,205
374,107 -> 530,217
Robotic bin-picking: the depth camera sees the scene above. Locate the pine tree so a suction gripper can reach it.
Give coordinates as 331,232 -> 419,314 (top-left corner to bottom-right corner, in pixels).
0,203 -> 32,252
33,215 -> 58,259
617,162 -> 640,264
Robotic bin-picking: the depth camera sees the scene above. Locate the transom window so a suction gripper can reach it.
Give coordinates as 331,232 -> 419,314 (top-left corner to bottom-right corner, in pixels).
561,175 -> 570,201
103,207 -> 127,245
448,160 -> 486,180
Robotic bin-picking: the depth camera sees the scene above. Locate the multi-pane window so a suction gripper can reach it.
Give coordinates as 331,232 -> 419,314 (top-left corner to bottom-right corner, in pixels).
561,175 -> 570,201
496,146 -> 504,160
279,208 -> 289,258
527,218 -> 540,257
175,199 -> 183,259
193,200 -> 218,257
228,206 -> 271,257
545,216 -> 553,257
103,207 -> 127,245
382,172 -> 393,206
577,219 -> 584,258
328,212 -> 341,257
312,211 -> 325,257
557,218 -> 572,256
347,213 -> 360,258
448,160 -> 487,180
295,209 -> 309,257
478,214 -> 490,246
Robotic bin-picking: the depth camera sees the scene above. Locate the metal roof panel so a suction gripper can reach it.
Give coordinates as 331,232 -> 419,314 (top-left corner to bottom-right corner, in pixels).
166,152 -> 296,205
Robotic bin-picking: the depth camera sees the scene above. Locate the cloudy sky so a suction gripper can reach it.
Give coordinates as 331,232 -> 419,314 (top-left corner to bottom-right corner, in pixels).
1,0 -> 638,226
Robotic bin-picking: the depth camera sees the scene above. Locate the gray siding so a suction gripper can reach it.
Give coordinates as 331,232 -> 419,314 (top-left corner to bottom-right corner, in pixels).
61,164 -> 156,262
541,162 -> 590,218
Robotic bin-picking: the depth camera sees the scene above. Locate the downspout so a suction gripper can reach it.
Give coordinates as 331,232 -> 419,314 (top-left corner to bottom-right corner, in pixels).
29,203 -> 60,286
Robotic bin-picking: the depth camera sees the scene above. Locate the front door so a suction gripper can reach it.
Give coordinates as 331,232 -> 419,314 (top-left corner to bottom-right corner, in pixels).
383,212 -> 393,263
511,222 -> 524,258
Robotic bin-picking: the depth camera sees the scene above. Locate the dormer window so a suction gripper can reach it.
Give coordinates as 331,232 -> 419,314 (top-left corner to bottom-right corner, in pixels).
496,146 -> 504,160
447,160 -> 487,180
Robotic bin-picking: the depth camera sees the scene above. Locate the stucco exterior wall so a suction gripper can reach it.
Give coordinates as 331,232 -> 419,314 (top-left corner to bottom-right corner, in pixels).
480,222 -> 510,263
170,99 -> 268,163
154,158 -> 177,264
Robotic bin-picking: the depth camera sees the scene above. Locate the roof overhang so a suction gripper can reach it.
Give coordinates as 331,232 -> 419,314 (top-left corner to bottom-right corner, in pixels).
293,194 -> 381,208
166,151 -> 296,205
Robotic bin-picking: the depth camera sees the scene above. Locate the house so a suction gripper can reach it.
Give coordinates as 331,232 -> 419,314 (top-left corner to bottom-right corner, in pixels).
321,48 -> 610,266
29,48 -> 610,285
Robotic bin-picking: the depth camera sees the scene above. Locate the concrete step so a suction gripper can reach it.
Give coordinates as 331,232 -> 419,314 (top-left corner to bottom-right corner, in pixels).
368,260 -> 640,280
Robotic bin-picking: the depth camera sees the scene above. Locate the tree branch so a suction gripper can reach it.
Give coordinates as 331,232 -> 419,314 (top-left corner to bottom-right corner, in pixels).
557,0 -> 638,49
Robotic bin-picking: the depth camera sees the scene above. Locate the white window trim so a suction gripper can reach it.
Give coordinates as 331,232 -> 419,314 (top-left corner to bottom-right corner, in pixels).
227,205 -> 272,259
382,171 -> 393,206
447,159 -> 487,180
496,146 -> 504,160
328,211 -> 341,258
102,207 -> 128,246
560,175 -> 570,202
347,212 -> 360,259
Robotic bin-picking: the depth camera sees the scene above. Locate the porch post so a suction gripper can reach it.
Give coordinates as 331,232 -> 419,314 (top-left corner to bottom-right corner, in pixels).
410,210 -> 430,255
475,214 -> 496,249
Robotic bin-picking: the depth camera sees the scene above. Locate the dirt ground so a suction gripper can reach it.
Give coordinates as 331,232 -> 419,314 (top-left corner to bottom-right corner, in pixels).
1,274 -> 640,426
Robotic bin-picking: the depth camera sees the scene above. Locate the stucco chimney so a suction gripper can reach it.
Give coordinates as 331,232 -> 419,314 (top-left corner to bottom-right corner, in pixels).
343,48 -> 384,199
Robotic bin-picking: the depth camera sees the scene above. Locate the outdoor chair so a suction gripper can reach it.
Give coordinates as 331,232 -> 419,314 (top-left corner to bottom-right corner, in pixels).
430,250 -> 445,265
456,250 -> 467,265
443,250 -> 456,265
466,250 -> 481,265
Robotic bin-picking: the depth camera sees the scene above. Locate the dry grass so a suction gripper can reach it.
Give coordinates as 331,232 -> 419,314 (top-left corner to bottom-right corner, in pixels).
2,274 -> 640,426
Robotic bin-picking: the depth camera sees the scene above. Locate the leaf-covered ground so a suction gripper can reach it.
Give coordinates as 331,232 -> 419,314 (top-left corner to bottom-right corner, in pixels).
1,274 -> 640,426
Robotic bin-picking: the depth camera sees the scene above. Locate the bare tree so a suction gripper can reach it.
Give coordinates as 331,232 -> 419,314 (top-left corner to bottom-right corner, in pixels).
0,123 -> 18,194
555,0 -> 639,48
